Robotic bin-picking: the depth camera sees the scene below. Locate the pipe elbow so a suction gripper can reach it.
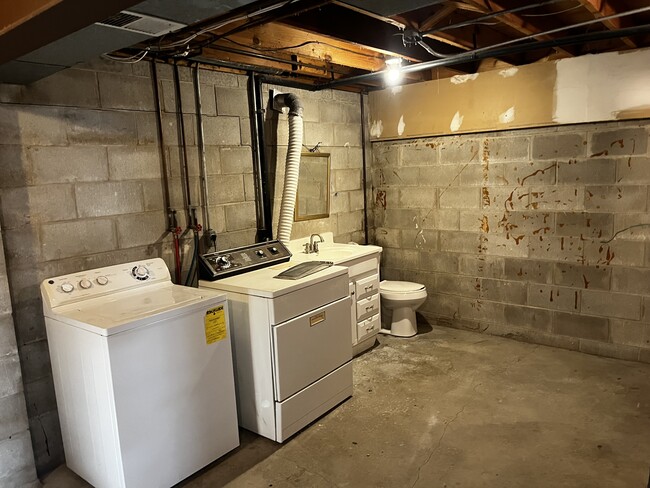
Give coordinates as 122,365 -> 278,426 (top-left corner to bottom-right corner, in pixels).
274,92 -> 304,117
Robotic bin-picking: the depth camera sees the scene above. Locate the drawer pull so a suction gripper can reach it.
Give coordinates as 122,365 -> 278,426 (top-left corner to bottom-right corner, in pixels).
366,324 -> 375,331
309,311 -> 326,327
365,284 -> 374,291
365,305 -> 374,312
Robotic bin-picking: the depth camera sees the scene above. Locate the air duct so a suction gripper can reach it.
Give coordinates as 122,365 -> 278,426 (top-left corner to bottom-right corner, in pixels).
273,91 -> 304,243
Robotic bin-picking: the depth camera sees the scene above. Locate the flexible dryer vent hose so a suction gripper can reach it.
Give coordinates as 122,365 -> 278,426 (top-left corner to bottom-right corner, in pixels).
275,93 -> 304,243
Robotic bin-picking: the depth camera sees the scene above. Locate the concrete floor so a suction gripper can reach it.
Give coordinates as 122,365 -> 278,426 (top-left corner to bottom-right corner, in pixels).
43,324 -> 650,488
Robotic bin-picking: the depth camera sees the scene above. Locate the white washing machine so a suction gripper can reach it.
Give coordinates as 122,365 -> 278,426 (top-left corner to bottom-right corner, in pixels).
41,258 -> 239,488
199,241 -> 353,442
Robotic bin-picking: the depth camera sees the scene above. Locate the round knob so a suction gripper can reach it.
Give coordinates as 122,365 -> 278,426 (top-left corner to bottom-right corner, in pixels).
79,279 -> 92,289
216,256 -> 231,269
61,282 -> 74,293
256,250 -> 265,257
132,265 -> 150,280
96,276 -> 109,286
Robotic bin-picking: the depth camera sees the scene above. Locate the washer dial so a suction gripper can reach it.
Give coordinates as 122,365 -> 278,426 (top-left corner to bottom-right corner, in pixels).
132,265 -> 150,281
96,276 -> 109,286
79,279 -> 92,290
61,282 -> 74,293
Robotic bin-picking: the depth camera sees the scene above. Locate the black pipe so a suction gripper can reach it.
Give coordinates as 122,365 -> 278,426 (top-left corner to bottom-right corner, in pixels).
193,64 -> 210,232
319,22 -> 650,90
249,73 -> 274,241
359,92 -> 369,245
172,62 -> 194,226
150,60 -> 174,231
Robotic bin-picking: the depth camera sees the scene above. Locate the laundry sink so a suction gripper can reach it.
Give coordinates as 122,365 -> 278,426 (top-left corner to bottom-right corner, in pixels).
287,233 -> 381,265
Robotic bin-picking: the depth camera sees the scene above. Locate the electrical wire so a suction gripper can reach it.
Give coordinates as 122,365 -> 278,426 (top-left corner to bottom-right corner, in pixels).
102,49 -> 150,63
222,36 -> 380,59
522,4 -> 582,17
184,231 -> 199,286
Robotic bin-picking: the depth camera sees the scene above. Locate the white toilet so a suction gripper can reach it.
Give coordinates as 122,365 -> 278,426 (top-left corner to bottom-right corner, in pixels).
379,280 -> 427,337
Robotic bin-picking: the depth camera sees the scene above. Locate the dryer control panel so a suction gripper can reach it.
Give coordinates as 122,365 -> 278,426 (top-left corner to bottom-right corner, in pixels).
199,240 -> 292,280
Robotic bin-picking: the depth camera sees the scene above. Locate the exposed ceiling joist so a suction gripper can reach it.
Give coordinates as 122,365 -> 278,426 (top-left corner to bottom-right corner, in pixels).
577,0 -> 637,48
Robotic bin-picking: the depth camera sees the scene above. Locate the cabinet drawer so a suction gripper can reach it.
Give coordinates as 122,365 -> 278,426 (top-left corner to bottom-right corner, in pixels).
356,293 -> 379,321
357,314 -> 379,342
356,274 -> 379,299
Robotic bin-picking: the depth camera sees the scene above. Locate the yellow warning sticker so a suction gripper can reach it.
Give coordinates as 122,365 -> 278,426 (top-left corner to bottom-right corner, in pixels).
205,305 -> 227,344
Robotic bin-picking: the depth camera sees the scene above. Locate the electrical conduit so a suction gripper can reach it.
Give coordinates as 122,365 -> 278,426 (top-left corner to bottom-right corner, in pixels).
274,92 -> 304,243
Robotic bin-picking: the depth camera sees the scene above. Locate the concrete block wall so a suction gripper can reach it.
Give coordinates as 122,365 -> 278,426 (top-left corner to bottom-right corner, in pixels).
371,120 -> 650,363
263,85 -> 365,243
0,58 -> 256,475
0,225 -> 39,487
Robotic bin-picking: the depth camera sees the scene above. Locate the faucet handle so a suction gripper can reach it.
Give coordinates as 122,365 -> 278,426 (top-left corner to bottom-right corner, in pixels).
303,243 -> 310,254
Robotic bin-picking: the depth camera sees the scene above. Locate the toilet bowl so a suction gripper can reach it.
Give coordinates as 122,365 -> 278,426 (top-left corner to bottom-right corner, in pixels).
379,280 -> 427,337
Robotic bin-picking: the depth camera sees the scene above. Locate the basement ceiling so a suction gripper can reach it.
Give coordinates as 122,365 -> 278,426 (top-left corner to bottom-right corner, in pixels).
3,0 -> 650,89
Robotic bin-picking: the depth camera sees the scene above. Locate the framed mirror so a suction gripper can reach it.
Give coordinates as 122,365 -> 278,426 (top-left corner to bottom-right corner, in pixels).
294,152 -> 331,221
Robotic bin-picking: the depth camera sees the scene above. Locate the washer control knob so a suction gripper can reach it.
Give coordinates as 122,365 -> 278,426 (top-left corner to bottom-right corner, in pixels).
132,265 -> 150,280
79,279 -> 92,290
61,282 -> 74,293
216,256 -> 232,269
96,276 -> 109,286
256,250 -> 265,257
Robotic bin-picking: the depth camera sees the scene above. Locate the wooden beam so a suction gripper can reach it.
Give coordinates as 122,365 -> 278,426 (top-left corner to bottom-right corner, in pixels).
419,5 -> 456,33
0,0 -> 142,64
461,0 -> 575,57
577,0 -> 637,48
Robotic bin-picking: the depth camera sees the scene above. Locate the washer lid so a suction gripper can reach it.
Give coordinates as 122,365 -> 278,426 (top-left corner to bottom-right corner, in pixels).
380,280 -> 425,293
50,283 -> 226,336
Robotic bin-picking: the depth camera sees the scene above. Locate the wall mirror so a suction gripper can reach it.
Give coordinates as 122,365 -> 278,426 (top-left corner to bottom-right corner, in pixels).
294,152 -> 330,221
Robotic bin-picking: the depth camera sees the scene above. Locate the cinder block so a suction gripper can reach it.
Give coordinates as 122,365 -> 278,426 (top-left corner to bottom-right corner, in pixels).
161,113 -> 196,146
419,209 -> 459,231
0,105 -> 67,146
373,227 -> 399,248
202,116 -> 241,146
585,186 -> 647,212
529,186 -> 585,211
482,233 -> 529,258
401,144 -> 438,166
41,219 -> 116,260
582,289 -> 641,320
420,292 -> 459,318
439,187 -> 479,209
590,127 -> 648,156
207,206 -> 226,233
0,146 -> 30,189
243,174 -> 255,202
333,124 -> 362,147
553,311 -> 609,340
419,165 -> 463,187
0,430 -> 37,483
439,137 -> 480,164
381,248 -> 419,270
216,87 -> 249,117
458,254 -> 504,278
609,319 -> 647,347
116,212 -> 167,249
1,225 -> 41,268
349,190 -> 364,211
0,316 -> 18,358
199,83 -> 217,116
0,355 -> 23,398
0,393 -> 29,439
372,144 -> 399,167
555,212 -> 613,240
554,262 -> 611,290
0,68 -> 100,108
160,80 -> 196,114
220,147 -> 252,174
483,186 -> 530,211
421,251 -> 459,274
337,210 -> 364,235
141,180 -> 164,212
29,146 -> 108,185
334,169 -> 361,192
224,202 -> 256,232
483,135 -> 529,162
503,304 -> 552,331
1,185 -> 76,228
330,192 -> 350,214
479,278 -> 527,303
528,284 -> 580,312
611,267 -> 650,295
616,156 -> 650,184
459,298 -> 505,323
532,133 -> 586,160
200,69 -> 240,87
583,239 -> 645,267
65,108 -> 136,145
557,158 -> 616,185
578,339 -> 640,362
240,118 -> 252,146
439,231 -> 479,254
401,229 -> 437,251
108,146 -> 161,180
398,187 -> 436,208
435,272 -> 479,297
99,72 -> 155,111
318,100 -> 345,124
304,122 -> 334,147
0,276 -> 11,315
206,175 -> 245,204
29,409 -> 64,475
373,167 -> 418,187
75,181 -> 143,217
529,236 -> 583,263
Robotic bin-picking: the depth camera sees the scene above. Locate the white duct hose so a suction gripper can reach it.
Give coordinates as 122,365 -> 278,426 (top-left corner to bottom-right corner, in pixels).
277,113 -> 304,243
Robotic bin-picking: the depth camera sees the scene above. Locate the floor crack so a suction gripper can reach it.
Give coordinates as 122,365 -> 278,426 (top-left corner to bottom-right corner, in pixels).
411,405 -> 466,488
275,453 -> 340,487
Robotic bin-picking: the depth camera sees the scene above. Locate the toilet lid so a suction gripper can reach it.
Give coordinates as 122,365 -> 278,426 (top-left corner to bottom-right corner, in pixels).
380,280 -> 425,293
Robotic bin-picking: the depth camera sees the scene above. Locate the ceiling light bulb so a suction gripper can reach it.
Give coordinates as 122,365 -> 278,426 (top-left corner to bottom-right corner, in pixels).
384,58 -> 403,86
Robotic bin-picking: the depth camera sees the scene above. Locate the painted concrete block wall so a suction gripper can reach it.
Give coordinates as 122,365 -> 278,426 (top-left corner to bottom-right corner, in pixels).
0,225 -> 39,487
263,84 -> 365,244
371,120 -> 650,363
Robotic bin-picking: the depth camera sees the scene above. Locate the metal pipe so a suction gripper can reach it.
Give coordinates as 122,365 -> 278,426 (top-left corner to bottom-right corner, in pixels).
248,73 -> 274,241
150,60 -> 174,231
360,92 -> 369,245
320,16 -> 650,89
193,63 -> 210,231
172,62 -> 194,226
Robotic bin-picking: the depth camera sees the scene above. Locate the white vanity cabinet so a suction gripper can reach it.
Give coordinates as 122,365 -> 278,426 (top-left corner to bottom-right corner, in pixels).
339,251 -> 381,356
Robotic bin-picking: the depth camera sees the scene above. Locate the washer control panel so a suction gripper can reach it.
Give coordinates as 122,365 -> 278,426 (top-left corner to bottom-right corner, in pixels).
199,240 -> 291,280
41,258 -> 171,309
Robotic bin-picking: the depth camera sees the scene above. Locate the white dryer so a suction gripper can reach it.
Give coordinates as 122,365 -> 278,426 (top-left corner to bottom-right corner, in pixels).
41,258 -> 239,488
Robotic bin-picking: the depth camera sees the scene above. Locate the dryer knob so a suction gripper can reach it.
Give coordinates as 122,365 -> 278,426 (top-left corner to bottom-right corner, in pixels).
132,266 -> 150,280
216,256 -> 232,269
61,282 -> 74,293
96,276 -> 109,286
79,279 -> 92,289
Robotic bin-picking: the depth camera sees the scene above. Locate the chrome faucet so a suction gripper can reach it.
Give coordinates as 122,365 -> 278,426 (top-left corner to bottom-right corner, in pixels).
303,233 -> 325,254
